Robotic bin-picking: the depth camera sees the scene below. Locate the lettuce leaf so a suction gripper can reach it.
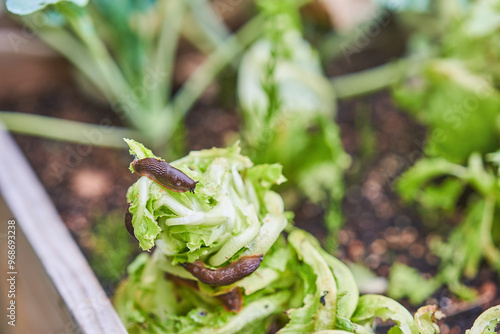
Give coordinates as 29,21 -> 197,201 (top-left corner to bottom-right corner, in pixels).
117,140 -> 442,334
124,139 -> 289,267
466,305 -> 500,334
351,294 -> 418,334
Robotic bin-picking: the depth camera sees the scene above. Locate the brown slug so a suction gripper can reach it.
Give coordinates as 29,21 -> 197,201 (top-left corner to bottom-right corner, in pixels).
181,255 -> 263,286
216,287 -> 243,312
124,206 -> 137,242
132,157 -> 197,193
164,273 -> 199,291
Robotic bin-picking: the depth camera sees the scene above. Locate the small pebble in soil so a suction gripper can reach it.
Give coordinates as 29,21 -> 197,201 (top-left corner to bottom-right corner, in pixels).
71,169 -> 111,199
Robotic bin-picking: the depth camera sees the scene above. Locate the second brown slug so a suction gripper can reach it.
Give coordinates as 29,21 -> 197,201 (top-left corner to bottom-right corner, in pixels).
216,287 -> 243,312
164,273 -> 199,291
132,157 -> 197,193
181,255 -> 264,286
124,206 -> 137,242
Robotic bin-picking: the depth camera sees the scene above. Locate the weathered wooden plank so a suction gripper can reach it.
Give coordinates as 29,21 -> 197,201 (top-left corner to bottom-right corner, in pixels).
0,125 -> 127,334
0,197 -> 80,333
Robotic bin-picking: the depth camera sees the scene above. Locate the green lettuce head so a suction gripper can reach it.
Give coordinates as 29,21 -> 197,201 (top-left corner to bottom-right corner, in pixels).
124,139 -> 288,267
117,140 -> 442,334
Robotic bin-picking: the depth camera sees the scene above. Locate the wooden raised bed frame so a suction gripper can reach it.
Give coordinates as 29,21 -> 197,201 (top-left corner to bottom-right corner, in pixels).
0,126 -> 127,333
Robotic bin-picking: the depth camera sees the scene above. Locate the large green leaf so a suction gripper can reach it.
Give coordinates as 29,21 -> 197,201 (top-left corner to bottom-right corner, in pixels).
466,305 -> 500,334
351,294 -> 418,334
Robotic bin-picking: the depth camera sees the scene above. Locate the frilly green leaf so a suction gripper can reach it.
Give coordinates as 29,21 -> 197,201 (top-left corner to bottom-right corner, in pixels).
414,305 -> 444,334
351,294 -> 418,334
466,305 -> 500,334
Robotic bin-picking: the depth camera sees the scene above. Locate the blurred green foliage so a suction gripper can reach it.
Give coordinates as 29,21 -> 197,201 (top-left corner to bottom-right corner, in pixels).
388,263 -> 440,305
389,0 -> 500,302
4,0 -> 259,156
238,0 -> 350,250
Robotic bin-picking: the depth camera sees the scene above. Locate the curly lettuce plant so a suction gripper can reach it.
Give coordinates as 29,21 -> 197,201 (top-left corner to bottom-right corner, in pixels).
238,0 -> 350,250
115,140 -> 443,333
122,139 -> 288,259
387,0 -> 500,303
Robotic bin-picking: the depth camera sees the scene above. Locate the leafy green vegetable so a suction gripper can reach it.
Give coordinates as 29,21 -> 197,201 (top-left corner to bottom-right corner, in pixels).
394,153 -> 500,300
352,294 -> 418,334
116,141 -> 441,333
318,248 -> 359,320
389,0 -> 500,302
115,227 -> 294,333
394,60 -> 500,163
278,229 -> 364,334
125,139 -> 288,266
285,229 -> 338,331
393,147 -> 500,300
